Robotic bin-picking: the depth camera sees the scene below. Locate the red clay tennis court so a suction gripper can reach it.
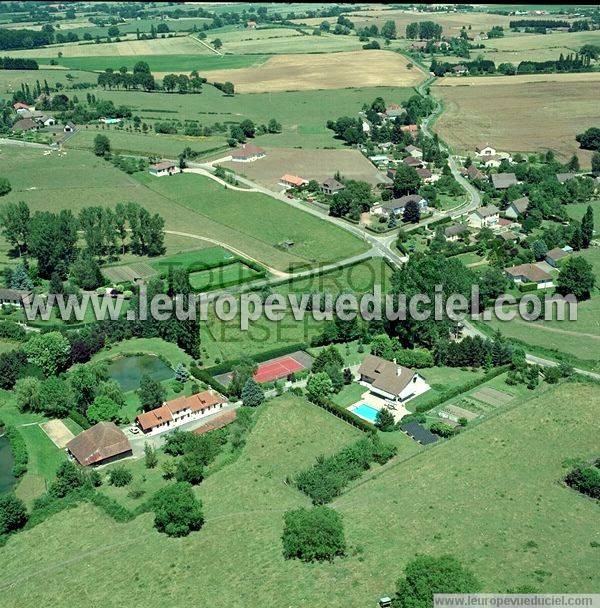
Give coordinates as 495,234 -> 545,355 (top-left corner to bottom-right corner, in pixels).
253,355 -> 306,383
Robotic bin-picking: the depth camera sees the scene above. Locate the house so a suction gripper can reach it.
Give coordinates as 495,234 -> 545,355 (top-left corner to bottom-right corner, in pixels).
545,247 -> 570,267
369,154 -> 391,166
405,145 -> 423,158
410,42 -> 427,51
374,194 -> 428,218
461,165 -> 485,180
401,124 -> 418,135
416,167 -> 435,182
13,102 -> 30,111
491,173 -> 518,190
556,172 -> 576,184
499,230 -> 518,243
481,155 -> 502,169
385,104 -> 405,120
63,122 -> 76,133
504,196 -> 529,219
149,161 -> 180,177
386,168 -> 397,181
358,354 -> 430,404
193,410 -> 237,436
66,422 -> 132,466
38,115 -> 55,127
400,421 -> 439,445
0,288 -> 32,307
505,263 -> 553,289
321,177 -> 345,196
452,64 -> 469,75
403,156 -> 424,169
16,109 -> 42,120
12,118 -> 39,132
475,143 -> 496,156
280,174 -> 308,189
136,390 -> 227,435
468,204 -> 500,228
247,20 -> 257,28
444,223 -> 469,241
231,143 -> 266,162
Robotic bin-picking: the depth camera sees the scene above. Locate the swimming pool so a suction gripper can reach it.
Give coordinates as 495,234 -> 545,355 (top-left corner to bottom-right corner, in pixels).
349,404 -> 380,423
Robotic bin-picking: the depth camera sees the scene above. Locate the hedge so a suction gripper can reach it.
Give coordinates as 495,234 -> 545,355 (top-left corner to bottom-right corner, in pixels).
1,423 -> 28,477
68,410 -> 91,430
190,365 -> 229,395
415,364 -> 511,413
427,216 -> 453,228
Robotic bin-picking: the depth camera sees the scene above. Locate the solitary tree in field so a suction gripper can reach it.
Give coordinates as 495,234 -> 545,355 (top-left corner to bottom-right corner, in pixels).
150,482 -> 204,537
557,256 -> 596,300
93,134 -> 110,157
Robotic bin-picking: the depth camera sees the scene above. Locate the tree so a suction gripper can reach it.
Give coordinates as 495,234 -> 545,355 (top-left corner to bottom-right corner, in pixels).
530,239 -> 548,261
211,38 -> 222,50
70,252 -> 103,290
175,451 -> 205,485
36,377 -> 74,417
556,256 -> 596,300
575,127 -> 600,151
375,407 -> 395,431
24,331 -> 70,377
0,177 -> 11,196
108,465 -> 132,487
10,264 -> 33,290
144,442 -> 158,469
282,506 -> 346,562
581,205 -> 594,248
566,154 -> 580,172
228,358 -> 258,398
49,461 -> 87,498
403,200 -> 420,224
393,164 -> 421,197
136,374 -> 166,411
241,377 -> 264,407
93,134 -> 111,157
306,372 -> 333,403
592,152 -> 600,177
87,395 -> 120,423
392,555 -> 481,608
0,200 -> 30,255
28,210 -> 78,278
14,376 -> 40,411
150,482 -> 204,537
0,494 -> 28,535
69,363 -> 104,410
381,20 -> 397,40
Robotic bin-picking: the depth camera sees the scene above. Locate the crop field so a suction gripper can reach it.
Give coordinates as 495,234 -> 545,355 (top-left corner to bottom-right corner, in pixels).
222,147 -> 389,189
205,50 -> 423,93
1,381 -> 597,607
0,68 -> 97,93
3,35 -> 211,58
433,78 -> 599,166
79,84 -> 414,149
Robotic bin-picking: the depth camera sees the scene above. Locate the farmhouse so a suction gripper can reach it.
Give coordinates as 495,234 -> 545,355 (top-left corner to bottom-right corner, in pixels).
481,155 -> 502,169
499,230 -> 518,243
452,64 -> 469,75
358,354 -> 430,404
13,102 -> 30,111
505,263 -> 553,289
12,118 -> 39,132
491,173 -> 517,190
38,115 -> 55,127
504,196 -> 529,219
468,204 -> 500,228
416,167 -> 436,183
0,288 -> 33,307
475,143 -> 496,156
136,390 -> 227,436
231,143 -> 266,162
401,124 -> 418,134
403,156 -> 424,169
545,247 -> 570,267
385,104 -> 405,120
280,174 -> 308,189
63,122 -> 76,133
444,223 -> 470,241
149,161 -> 180,177
461,165 -> 485,180
66,422 -> 132,467
321,176 -> 345,196
405,145 -> 423,158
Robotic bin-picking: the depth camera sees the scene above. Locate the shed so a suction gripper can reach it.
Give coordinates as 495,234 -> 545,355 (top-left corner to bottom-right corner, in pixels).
66,422 -> 132,466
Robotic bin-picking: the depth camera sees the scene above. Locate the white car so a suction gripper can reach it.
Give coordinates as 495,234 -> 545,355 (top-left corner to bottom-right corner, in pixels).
129,427 -> 140,435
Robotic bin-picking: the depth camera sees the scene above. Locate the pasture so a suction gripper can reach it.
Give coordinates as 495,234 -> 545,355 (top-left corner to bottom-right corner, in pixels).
433,78 -> 599,166
221,147 -> 389,190
205,50 -> 423,93
0,381 -> 597,606
0,68 -> 97,93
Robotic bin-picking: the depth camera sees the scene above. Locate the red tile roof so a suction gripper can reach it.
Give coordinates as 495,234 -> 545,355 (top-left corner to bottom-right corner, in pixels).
281,174 -> 307,187
193,410 -> 237,436
66,422 -> 131,466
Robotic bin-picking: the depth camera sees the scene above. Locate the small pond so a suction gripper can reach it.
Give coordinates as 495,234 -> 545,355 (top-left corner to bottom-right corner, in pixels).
0,434 -> 16,495
107,354 -> 174,392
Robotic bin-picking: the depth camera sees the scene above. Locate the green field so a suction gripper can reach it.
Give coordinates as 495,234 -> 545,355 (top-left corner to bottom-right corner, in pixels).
0,381 -> 597,606
189,261 -> 261,291
0,68 -> 98,92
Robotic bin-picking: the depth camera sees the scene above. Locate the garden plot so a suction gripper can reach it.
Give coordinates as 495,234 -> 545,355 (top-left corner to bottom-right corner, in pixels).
40,420 -> 75,449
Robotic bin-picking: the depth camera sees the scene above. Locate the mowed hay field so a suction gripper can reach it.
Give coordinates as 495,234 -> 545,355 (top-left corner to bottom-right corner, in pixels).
221,148 -> 389,190
434,77 -> 600,166
206,50 -> 423,93
0,383 -> 598,607
3,35 -> 210,58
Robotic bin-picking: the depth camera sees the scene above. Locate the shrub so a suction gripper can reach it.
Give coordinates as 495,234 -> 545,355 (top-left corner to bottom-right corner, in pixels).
150,482 -> 204,537
175,451 -> 205,485
565,462 -> 600,499
375,407 -> 395,432
108,466 -> 133,487
49,461 -> 88,498
282,506 -> 346,562
430,421 -> 457,438
0,494 -> 28,535
2,424 -> 28,477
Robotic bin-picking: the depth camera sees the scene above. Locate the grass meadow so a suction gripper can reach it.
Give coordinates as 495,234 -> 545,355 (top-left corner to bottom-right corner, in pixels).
0,381 -> 597,606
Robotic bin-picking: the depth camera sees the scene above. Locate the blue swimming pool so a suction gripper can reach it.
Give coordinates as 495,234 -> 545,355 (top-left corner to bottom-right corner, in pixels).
350,404 -> 380,423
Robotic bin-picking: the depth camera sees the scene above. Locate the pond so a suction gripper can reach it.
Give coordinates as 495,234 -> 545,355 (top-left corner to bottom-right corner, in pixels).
107,354 -> 174,392
0,434 -> 16,495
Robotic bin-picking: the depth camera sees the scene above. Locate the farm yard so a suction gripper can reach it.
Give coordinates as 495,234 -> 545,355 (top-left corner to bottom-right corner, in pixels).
221,147 -> 390,190
204,50 -> 423,93
433,77 -> 600,165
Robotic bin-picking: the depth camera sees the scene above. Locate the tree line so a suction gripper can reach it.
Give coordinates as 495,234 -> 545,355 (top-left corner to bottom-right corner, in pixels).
0,56 -> 38,70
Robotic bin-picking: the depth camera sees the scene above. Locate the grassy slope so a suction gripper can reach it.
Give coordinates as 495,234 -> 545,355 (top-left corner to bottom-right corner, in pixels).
0,382 -> 597,606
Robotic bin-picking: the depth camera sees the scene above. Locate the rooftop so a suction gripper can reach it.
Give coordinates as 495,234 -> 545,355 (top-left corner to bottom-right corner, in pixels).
358,354 -> 416,396
491,173 -> 517,189
505,263 -> 552,283
66,422 -> 131,466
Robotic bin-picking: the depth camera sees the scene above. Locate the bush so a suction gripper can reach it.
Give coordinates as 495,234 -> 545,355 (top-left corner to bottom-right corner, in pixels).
108,466 -> 133,487
282,506 -> 346,562
565,462 -> 600,499
0,494 -> 28,535
175,451 -> 205,485
429,421 -> 457,438
375,407 -> 395,432
2,424 -> 28,477
149,482 -> 204,537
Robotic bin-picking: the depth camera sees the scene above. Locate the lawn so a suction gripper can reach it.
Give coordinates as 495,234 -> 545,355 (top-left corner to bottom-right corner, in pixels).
0,381 -> 597,606
188,261 -> 261,291
90,337 -> 193,368
331,382 -> 366,408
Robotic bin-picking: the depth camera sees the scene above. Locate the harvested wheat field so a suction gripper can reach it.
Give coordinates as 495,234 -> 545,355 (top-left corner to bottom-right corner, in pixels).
435,71 -> 600,87
206,50 -> 423,93
434,79 -> 599,166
